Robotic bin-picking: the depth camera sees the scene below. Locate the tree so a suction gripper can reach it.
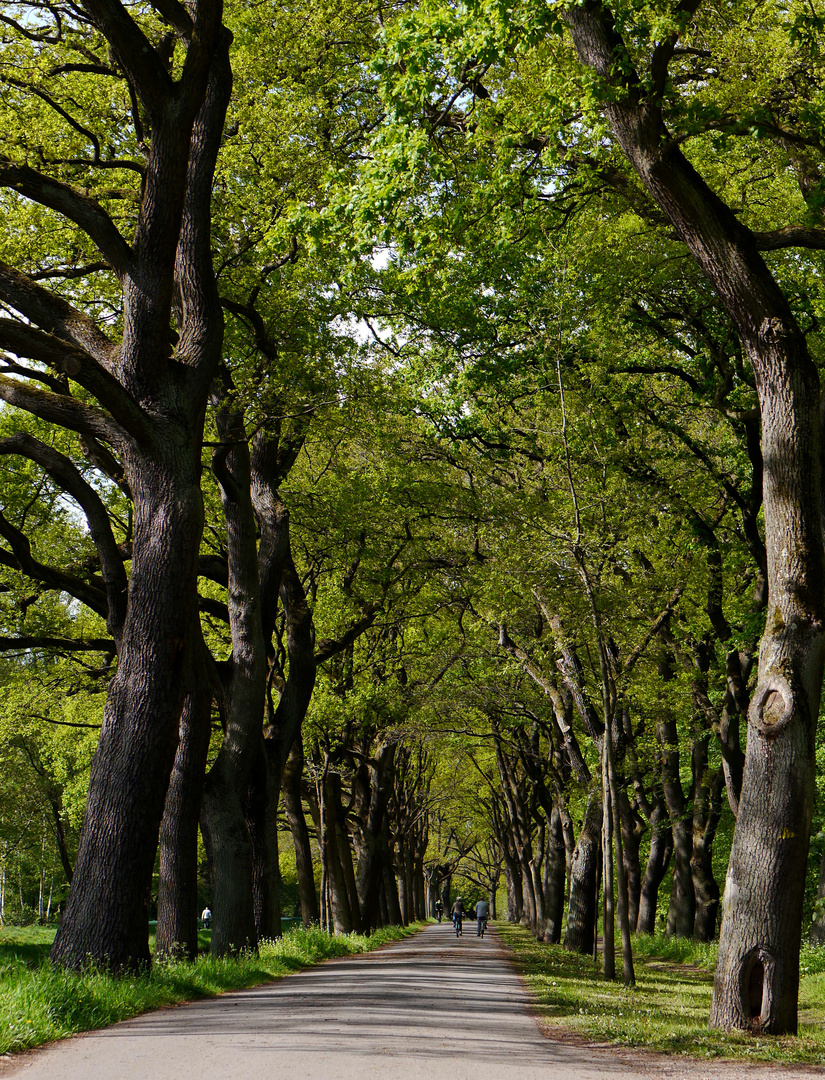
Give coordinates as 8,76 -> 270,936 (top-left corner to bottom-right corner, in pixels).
556,0 -> 825,1033
0,0 -> 231,968
335,0 -> 825,1030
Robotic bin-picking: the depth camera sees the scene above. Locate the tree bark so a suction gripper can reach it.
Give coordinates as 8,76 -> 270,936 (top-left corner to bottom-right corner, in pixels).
620,792 -> 643,933
283,741 -> 319,925
564,792 -> 601,953
543,804 -> 566,943
156,639 -> 213,958
691,743 -> 725,944
246,750 -> 282,942
637,794 -> 673,935
657,711 -> 695,939
355,742 -> 397,931
199,400 -> 268,957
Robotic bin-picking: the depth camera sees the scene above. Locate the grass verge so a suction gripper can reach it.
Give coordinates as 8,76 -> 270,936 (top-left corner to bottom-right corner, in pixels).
0,922 -> 421,1056
496,922 -> 825,1066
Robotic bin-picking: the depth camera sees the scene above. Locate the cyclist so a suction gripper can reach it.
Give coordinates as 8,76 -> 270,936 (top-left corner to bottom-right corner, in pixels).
435,899 -> 444,922
451,896 -> 464,936
474,898 -> 490,937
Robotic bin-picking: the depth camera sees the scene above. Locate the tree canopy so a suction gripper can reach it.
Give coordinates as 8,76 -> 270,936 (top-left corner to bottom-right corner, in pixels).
1,0 -> 825,1039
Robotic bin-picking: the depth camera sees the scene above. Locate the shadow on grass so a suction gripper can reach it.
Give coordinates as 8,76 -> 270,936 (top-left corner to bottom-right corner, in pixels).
0,939 -> 52,967
497,923 -> 825,1067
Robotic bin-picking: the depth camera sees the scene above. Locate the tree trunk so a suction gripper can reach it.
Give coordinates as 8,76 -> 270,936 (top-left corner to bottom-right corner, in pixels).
355,743 -> 397,931
156,645 -> 213,958
52,464 -> 211,970
607,728 -> 635,985
601,736 -> 616,981
329,774 -> 362,933
619,792 -> 643,933
198,398 -> 269,957
246,750 -> 282,941
564,792 -> 601,953
691,749 -> 725,944
658,713 -> 695,938
637,795 -> 673,935
321,776 -> 354,934
381,818 -> 403,926
543,804 -> 566,943
283,741 -> 319,926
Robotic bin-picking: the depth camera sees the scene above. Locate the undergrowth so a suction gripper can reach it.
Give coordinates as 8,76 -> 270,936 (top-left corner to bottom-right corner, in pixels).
497,923 -> 825,1066
0,922 -> 420,1056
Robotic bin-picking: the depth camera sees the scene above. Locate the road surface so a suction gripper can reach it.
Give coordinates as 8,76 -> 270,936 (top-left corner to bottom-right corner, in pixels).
3,923 -> 822,1080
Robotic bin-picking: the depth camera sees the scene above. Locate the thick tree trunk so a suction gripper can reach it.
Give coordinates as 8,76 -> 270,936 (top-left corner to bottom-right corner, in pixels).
440,875 -> 452,915
328,774 -> 362,933
413,846 -> 427,920
606,732 -> 635,985
52,465 -> 209,970
691,750 -> 725,944
320,776 -> 354,934
543,804 -> 566,943
200,740 -> 258,955
504,852 -> 522,922
247,750 -> 282,941
658,713 -> 695,939
156,646 -> 213,959
637,795 -> 673,935
396,851 -> 410,925
564,792 -> 601,954
601,737 -> 616,981
199,399 -> 268,957
283,742 -> 319,926
381,819 -> 403,926
355,743 -> 397,932
619,792 -> 643,933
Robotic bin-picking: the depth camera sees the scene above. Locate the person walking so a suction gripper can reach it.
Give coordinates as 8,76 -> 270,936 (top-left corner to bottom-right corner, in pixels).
474,898 -> 489,937
201,906 -> 212,930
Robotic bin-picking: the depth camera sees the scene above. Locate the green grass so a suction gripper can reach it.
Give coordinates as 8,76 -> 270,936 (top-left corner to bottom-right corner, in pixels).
497,922 -> 825,1066
0,922 -> 422,1056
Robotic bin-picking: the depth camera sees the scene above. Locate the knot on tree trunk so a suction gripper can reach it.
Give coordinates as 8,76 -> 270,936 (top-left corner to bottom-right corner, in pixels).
758,316 -> 792,342
748,675 -> 794,737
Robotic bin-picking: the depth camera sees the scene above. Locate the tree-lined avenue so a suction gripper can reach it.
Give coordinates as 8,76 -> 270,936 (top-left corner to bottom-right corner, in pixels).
4,925 -> 824,1080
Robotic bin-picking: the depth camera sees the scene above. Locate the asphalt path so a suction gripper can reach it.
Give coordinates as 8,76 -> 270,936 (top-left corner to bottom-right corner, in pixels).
4,923 -> 823,1080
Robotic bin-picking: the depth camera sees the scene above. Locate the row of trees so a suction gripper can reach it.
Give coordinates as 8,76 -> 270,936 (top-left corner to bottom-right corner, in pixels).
1,0 -> 824,1039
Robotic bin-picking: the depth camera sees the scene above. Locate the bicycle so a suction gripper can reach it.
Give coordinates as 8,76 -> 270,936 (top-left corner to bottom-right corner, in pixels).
454,914 -> 463,937
477,915 -> 488,938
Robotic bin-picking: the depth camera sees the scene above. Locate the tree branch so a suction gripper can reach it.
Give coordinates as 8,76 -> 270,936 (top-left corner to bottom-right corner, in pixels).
0,320 -> 151,441
0,433 -> 128,638
0,162 -> 133,278
754,227 -> 825,251
79,0 -> 175,118
0,375 -> 125,444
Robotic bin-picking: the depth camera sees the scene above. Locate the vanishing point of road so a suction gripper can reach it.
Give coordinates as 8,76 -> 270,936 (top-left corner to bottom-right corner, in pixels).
4,923 -> 823,1080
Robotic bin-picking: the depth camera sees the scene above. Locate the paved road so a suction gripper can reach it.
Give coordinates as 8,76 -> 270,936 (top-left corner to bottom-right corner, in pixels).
3,923 -> 822,1080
